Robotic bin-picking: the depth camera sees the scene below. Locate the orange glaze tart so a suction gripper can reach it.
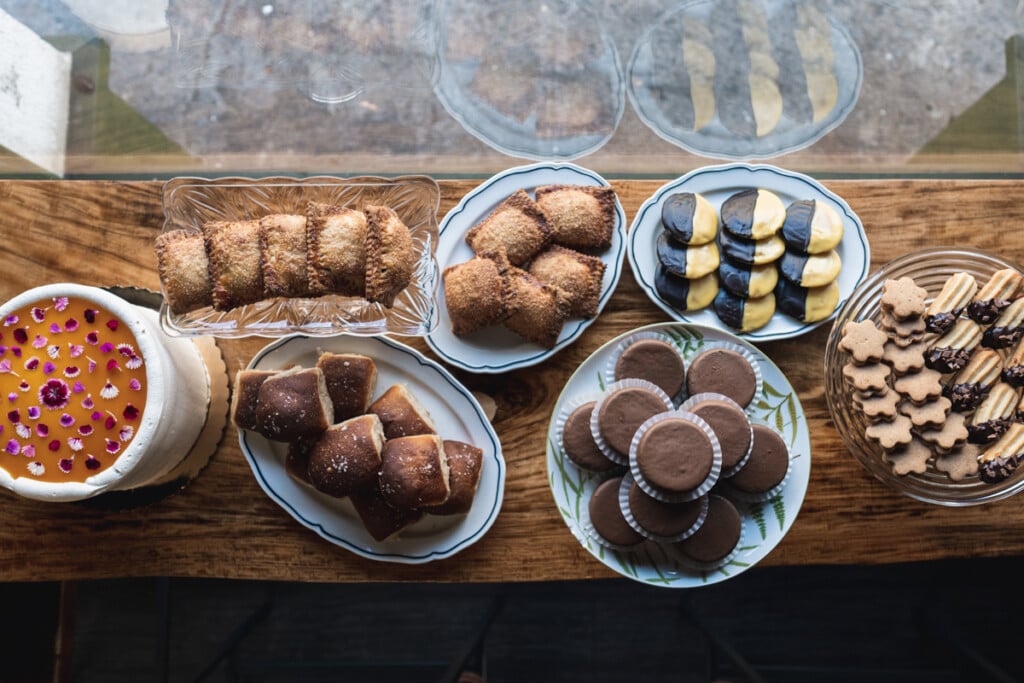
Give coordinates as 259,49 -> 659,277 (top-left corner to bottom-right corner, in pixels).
0,296 -> 147,483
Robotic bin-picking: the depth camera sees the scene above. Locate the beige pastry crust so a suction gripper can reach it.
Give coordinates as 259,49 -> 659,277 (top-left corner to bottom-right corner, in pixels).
465,189 -> 552,265
503,267 -> 572,348
306,201 -> 368,296
364,204 -> 415,307
260,214 -> 309,298
204,219 -> 264,311
528,244 -> 606,318
534,184 -> 616,251
155,229 -> 213,314
443,252 -> 514,336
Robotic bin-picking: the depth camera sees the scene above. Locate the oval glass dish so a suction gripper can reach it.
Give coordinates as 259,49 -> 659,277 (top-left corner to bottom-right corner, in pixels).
159,175 -> 440,338
824,247 -> 1024,506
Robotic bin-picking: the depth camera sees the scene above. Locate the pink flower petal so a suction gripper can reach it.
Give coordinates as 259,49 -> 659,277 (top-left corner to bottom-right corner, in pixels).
128,379 -> 142,391
68,343 -> 83,358
85,455 -> 100,470
64,318 -> 78,332
30,307 -> 45,323
5,440 -> 19,455
27,462 -> 44,476
32,334 -> 47,348
58,457 -> 73,473
47,345 -> 59,359
53,297 -> 68,312
22,445 -> 35,458
106,320 -> 119,331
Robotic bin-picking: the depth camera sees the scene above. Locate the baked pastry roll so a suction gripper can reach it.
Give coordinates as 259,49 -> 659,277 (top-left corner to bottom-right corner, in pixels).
528,245 -> 605,318
424,440 -> 484,516
260,214 -> 309,298
503,267 -> 571,348
307,414 -> 385,498
316,352 -> 378,422
379,434 -> 450,509
254,367 -> 334,442
534,184 -> 616,251
204,219 -> 264,311
284,437 -> 316,486
230,369 -> 278,432
155,230 -> 213,314
364,205 -> 415,307
306,201 -> 368,296
350,488 -> 424,541
465,189 -> 552,266
367,384 -> 437,439
443,252 -> 513,337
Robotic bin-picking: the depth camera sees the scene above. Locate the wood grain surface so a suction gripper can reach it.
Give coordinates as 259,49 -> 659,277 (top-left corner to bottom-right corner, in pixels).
0,178 -> 1022,583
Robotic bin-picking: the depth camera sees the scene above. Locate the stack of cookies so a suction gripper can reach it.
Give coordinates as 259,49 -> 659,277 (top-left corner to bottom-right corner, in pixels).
840,269 -> 1024,483
655,188 -> 844,332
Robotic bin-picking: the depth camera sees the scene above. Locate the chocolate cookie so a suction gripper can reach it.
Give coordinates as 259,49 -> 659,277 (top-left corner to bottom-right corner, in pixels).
713,288 -> 776,332
718,257 -> 778,299
717,230 -> 786,266
686,348 -> 758,408
687,398 -> 753,473
626,482 -> 705,539
562,402 -> 616,472
778,249 -> 842,288
635,416 -> 715,493
728,424 -> 789,495
676,494 -> 742,565
614,339 -> 686,398
657,233 -> 720,279
596,386 -> 669,456
661,192 -> 718,245
588,476 -> 644,547
775,279 -> 839,323
780,199 -> 844,254
720,189 -> 785,240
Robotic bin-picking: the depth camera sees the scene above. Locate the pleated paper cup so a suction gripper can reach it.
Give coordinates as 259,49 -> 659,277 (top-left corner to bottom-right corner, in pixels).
618,471 -> 708,543
589,379 -> 674,466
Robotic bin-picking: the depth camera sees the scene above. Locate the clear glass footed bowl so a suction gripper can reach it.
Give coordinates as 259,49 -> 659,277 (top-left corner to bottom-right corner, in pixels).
824,247 -> 1024,506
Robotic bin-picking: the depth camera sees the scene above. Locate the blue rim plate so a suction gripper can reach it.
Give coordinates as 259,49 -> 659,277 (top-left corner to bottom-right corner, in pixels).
239,334 -> 505,564
546,322 -> 811,587
426,162 -> 627,373
627,162 -> 870,342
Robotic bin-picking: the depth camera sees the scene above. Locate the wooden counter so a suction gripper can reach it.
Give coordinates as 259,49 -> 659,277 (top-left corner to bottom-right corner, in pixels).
0,178 -> 1022,583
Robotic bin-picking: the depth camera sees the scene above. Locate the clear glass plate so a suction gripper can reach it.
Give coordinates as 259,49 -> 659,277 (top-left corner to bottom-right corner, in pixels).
159,175 -> 440,338
824,247 -> 1024,506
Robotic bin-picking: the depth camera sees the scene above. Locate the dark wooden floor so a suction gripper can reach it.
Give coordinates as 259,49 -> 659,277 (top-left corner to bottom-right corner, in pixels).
8,558 -> 1024,683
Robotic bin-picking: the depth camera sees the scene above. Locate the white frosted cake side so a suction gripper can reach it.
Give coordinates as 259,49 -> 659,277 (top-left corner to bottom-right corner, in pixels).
0,283 -> 210,501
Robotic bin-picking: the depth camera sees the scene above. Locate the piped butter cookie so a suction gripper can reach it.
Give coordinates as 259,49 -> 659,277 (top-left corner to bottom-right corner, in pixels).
720,188 -> 786,240
924,272 -> 977,334
925,318 -> 981,374
979,422 -> 1024,483
944,348 -> 1002,412
1003,336 -> 1024,387
656,233 -> 720,279
780,199 -> 844,254
775,279 -> 839,323
982,296 -> 1024,349
966,268 -> 1023,324
661,192 -> 718,246
967,382 -> 1019,444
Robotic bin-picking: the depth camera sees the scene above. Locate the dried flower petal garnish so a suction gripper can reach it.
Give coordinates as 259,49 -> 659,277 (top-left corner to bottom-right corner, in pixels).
10,347 -> 20,358
128,379 -> 141,391
104,439 -> 119,454
100,382 -> 118,400
104,415 -> 116,430
64,366 -> 80,378
47,440 -> 59,452
123,404 -> 139,421
5,440 -> 19,455
106,359 -> 120,372
118,426 -> 133,442
64,318 -> 78,332
6,409 -> 18,423
72,381 -> 85,394
106,320 -> 118,331
85,331 -> 98,345
30,308 -> 46,323
42,362 -> 55,375
78,425 -> 92,436
68,343 -> 83,358
6,394 -> 15,403
32,335 -> 46,349
4,315 -> 17,326
38,379 -> 70,410
0,360 -> 13,374
53,297 -> 68,312
85,455 -> 100,470
58,457 -> 73,473
67,438 -> 83,452
15,424 -> 29,439
36,424 -> 47,437
82,396 -> 94,410
99,342 -> 114,354
59,414 -> 74,427
27,462 -> 44,476
26,406 -> 39,420
24,358 -> 38,371
125,355 -> 142,370
13,328 -> 26,344
84,309 -> 96,323
90,410 -> 102,421
18,380 -> 29,392
48,323 -> 60,334
22,445 -> 35,458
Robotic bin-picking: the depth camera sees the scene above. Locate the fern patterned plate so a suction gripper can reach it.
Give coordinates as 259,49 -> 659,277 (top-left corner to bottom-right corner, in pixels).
546,322 -> 810,587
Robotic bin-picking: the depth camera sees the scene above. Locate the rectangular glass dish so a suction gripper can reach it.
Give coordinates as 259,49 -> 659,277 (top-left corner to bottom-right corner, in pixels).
159,175 -> 440,338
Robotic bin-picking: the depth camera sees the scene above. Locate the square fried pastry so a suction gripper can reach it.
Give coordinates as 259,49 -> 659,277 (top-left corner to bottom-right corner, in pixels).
465,189 -> 552,266
380,434 -> 451,509
306,201 -> 368,296
503,267 -> 571,348
443,251 -> 514,336
528,244 -> 606,318
203,219 -> 264,310
423,440 -> 484,516
367,384 -> 437,440
316,352 -> 378,422
534,184 -> 616,251
260,214 -> 309,298
155,229 -> 213,314
364,204 -> 415,307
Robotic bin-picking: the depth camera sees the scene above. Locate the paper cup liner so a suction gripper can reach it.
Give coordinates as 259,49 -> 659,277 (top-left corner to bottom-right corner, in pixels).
555,391 -> 622,473
602,329 -> 689,403
590,379 -> 674,467
579,474 -> 648,553
718,420 -> 795,503
672,517 -> 746,573
618,471 -> 709,543
678,392 -> 754,478
687,341 -> 764,412
629,409 -> 723,503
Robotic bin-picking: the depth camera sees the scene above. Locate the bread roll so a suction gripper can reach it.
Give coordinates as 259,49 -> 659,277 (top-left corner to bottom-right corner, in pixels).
379,434 -> 450,508
254,367 -> 333,441
367,384 -> 437,439
350,488 -> 424,541
424,440 -> 484,515
231,369 -> 278,431
307,414 -> 384,498
316,352 -> 378,422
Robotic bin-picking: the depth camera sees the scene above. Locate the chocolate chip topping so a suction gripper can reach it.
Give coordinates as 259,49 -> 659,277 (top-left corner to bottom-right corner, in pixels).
636,417 -> 714,493
943,382 -> 987,412
677,494 -> 741,564
924,311 -> 958,335
686,348 -> 757,408
967,299 -> 1011,325
563,402 -> 616,472
979,454 -> 1022,484
982,325 -> 1023,349
614,339 -> 685,398
925,347 -> 973,374
627,483 -> 703,537
1003,366 -> 1024,388
967,418 -> 1011,444
730,424 -> 789,494
588,477 -> 643,546
689,399 -> 752,470
597,388 -> 667,455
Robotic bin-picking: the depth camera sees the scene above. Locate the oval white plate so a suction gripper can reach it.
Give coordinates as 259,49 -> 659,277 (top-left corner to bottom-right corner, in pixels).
239,334 -> 505,564
426,162 -> 627,373
546,322 -> 810,587
628,163 -> 870,342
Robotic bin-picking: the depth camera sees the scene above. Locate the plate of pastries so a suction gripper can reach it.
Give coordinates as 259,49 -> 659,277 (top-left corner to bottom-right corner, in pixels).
155,175 -> 440,337
628,162 -> 869,342
233,334 -> 505,562
427,162 -> 627,372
